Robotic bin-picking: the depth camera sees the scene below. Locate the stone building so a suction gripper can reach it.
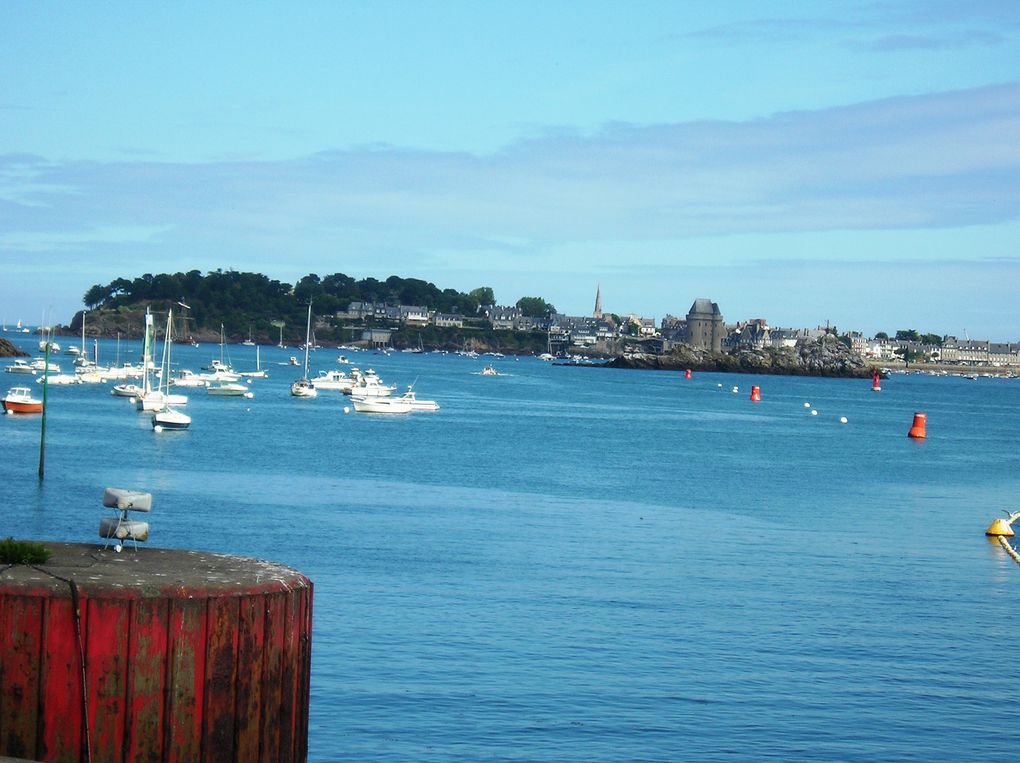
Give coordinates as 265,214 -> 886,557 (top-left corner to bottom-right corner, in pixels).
686,298 -> 725,352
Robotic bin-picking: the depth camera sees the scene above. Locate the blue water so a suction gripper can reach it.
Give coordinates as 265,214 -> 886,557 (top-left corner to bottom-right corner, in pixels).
3,336 -> 1020,761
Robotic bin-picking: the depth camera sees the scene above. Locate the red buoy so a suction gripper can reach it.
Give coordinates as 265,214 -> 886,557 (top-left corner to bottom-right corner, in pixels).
750,385 -> 761,402
872,370 -> 882,392
684,369 -> 692,380
908,412 -> 927,439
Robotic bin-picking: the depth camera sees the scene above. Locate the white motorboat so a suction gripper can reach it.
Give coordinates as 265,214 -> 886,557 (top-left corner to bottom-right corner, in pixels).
350,395 -> 412,414
37,373 -> 80,386
152,406 -> 191,430
342,368 -> 395,397
4,360 -> 36,374
169,369 -> 209,388
291,302 -> 318,398
311,370 -> 354,392
111,383 -> 144,398
396,387 -> 440,411
30,358 -> 61,373
207,381 -> 253,397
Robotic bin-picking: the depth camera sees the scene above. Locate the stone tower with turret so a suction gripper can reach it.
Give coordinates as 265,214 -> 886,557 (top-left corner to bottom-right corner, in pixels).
686,298 -> 724,352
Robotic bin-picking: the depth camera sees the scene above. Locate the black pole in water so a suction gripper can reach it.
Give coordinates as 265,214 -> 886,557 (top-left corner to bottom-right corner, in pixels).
38,339 -> 50,480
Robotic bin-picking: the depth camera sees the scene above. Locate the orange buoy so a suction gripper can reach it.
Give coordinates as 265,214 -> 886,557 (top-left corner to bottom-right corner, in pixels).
907,412 -> 927,439
750,385 -> 761,402
684,369 -> 692,380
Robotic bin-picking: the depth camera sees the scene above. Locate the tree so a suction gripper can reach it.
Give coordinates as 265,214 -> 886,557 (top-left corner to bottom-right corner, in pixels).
920,333 -> 943,346
895,329 -> 921,342
469,287 -> 496,306
83,284 -> 107,309
875,331 -> 889,340
516,297 -> 556,317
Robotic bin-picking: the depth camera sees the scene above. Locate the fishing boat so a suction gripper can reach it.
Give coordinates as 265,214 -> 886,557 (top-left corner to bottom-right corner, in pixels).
2,386 -> 43,414
291,302 -> 318,398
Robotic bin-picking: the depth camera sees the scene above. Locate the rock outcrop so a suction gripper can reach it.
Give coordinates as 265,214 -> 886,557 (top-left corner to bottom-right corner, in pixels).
606,335 -> 872,378
0,338 -> 29,358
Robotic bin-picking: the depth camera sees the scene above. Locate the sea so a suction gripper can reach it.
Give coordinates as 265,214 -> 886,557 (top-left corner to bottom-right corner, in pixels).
2,334 -> 1020,761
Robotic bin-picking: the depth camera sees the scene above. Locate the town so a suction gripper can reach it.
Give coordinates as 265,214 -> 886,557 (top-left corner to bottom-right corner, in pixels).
335,285 -> 1020,369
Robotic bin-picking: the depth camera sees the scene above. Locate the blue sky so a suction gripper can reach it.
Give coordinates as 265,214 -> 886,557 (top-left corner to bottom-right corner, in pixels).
2,1 -> 1019,338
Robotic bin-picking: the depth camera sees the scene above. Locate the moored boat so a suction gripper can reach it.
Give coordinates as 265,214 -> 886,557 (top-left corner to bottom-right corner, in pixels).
291,302 -> 318,398
396,387 -> 440,411
311,369 -> 354,392
350,395 -> 412,414
207,381 -> 253,397
4,360 -> 36,375
152,406 -> 191,431
2,386 -> 43,414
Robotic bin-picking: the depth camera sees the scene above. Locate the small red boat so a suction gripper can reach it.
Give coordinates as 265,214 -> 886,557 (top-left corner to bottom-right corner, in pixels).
2,386 -> 43,414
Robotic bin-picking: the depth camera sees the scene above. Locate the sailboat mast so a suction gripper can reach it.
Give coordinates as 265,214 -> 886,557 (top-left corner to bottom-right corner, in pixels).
303,302 -> 313,378
142,309 -> 154,395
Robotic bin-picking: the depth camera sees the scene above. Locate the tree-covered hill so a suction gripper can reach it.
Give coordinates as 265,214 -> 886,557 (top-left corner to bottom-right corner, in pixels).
73,270 -> 497,343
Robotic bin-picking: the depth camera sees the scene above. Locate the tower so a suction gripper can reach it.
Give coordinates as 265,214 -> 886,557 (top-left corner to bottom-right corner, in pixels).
593,284 -> 603,320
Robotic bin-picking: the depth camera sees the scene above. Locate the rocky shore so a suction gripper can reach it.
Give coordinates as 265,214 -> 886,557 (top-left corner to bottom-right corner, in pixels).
605,335 -> 874,378
0,338 -> 28,358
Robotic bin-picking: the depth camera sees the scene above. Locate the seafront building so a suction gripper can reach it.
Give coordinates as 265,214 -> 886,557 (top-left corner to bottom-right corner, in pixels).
327,286 -> 1020,366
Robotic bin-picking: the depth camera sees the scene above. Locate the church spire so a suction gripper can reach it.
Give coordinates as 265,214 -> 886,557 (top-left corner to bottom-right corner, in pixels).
593,284 -> 603,319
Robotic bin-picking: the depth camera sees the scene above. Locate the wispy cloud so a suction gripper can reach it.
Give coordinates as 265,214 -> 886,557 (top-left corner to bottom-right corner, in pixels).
1,82 -> 1018,269
863,30 -> 1004,51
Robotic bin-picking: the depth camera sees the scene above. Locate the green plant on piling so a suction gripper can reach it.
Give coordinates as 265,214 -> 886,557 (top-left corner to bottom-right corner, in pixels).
0,537 -> 51,564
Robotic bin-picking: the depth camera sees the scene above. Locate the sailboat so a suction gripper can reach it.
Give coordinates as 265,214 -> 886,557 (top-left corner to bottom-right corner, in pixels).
152,309 -> 191,430
290,302 -> 317,397
203,324 -> 235,375
174,301 -> 198,346
238,344 -> 268,378
135,308 -> 187,411
242,324 -> 255,346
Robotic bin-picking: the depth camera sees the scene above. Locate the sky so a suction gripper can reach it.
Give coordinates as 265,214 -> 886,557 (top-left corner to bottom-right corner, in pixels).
2,1 -> 1019,339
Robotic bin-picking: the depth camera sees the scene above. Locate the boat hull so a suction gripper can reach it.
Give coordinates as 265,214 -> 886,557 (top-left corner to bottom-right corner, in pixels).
152,409 -> 191,430
2,400 -> 43,414
351,396 -> 412,414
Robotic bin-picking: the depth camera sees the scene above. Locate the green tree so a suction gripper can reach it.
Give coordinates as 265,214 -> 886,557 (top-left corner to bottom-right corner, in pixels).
920,333 -> 943,346
470,287 -> 496,306
875,331 -> 889,340
83,284 -> 107,309
895,329 -> 921,342
516,297 -> 556,317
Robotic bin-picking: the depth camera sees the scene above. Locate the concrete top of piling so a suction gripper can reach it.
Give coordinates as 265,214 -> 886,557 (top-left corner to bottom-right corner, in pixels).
0,542 -> 310,599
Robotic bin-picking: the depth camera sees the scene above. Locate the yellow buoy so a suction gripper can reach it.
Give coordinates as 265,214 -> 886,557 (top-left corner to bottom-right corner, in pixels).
986,518 -> 1016,537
